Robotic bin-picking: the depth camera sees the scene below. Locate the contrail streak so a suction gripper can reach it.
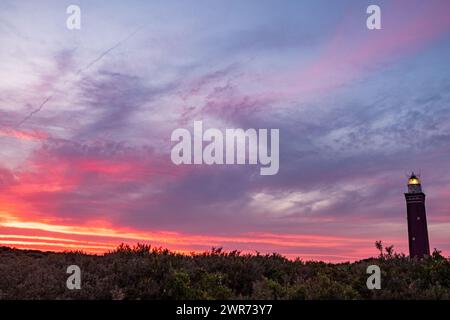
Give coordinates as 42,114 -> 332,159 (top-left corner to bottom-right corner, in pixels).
16,95 -> 53,128
75,26 -> 144,76
16,25 -> 146,128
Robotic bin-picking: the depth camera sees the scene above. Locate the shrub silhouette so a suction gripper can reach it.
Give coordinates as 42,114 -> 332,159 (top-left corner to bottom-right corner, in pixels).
0,244 -> 449,300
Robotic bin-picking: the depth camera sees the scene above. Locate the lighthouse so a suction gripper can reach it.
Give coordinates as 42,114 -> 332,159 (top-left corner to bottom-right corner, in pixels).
404,173 -> 430,258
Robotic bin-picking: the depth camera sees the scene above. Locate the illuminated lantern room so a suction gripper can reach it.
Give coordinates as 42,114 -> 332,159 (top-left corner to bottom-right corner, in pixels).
408,175 -> 420,185
407,173 -> 422,194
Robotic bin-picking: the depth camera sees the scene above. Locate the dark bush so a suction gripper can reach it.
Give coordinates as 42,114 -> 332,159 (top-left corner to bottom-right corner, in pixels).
0,245 -> 449,300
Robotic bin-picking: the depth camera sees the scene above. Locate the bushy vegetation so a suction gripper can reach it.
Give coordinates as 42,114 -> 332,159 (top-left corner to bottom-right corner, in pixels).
0,242 -> 449,300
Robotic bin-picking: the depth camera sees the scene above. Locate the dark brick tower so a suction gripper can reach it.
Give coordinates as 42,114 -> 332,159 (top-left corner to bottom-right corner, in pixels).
404,173 -> 430,258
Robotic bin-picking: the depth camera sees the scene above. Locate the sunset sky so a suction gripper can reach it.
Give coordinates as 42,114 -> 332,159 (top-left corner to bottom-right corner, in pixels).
1,0 -> 450,262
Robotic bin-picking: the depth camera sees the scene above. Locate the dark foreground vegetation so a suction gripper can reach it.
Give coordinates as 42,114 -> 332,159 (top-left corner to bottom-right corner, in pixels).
0,242 -> 449,300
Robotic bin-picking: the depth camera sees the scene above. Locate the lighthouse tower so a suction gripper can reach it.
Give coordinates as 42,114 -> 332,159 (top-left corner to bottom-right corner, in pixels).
404,173 -> 430,258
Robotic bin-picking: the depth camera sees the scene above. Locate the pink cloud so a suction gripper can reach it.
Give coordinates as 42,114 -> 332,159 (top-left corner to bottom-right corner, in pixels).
267,0 -> 450,101
0,128 -> 48,141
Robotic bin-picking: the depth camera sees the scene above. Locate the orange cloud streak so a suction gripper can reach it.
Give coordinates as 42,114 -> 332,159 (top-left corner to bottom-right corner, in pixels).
0,213 -> 392,262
